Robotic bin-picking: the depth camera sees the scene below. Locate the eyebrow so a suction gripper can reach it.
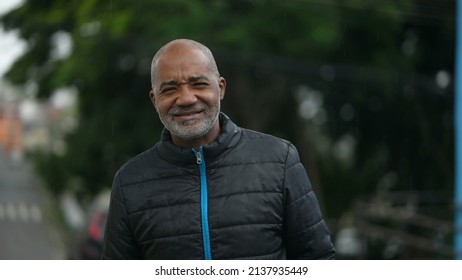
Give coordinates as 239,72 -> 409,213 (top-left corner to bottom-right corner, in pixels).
188,75 -> 210,83
159,76 -> 210,90
159,80 -> 178,90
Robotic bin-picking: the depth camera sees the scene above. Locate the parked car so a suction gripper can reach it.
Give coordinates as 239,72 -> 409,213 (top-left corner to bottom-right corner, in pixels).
78,208 -> 107,259
68,190 -> 109,259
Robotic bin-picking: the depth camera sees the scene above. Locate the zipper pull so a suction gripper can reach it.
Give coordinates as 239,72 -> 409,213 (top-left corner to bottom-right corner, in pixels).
196,152 -> 202,164
193,147 -> 203,164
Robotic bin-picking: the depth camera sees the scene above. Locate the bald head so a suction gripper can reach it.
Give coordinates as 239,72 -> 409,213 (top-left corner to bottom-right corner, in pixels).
150,39 -> 220,89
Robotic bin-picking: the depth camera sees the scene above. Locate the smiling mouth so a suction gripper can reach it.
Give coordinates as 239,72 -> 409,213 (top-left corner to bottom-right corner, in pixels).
172,109 -> 204,119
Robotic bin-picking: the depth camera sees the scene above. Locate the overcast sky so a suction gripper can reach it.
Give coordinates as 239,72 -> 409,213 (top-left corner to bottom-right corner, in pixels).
0,0 -> 26,78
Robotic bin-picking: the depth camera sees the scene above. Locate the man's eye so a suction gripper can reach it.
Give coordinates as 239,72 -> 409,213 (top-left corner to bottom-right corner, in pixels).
161,87 -> 176,94
193,82 -> 209,87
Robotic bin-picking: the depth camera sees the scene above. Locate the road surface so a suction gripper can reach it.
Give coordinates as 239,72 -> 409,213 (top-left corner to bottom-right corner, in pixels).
0,150 -> 66,259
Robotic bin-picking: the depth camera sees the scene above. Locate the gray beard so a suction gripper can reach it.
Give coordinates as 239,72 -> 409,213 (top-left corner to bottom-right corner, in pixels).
159,103 -> 220,141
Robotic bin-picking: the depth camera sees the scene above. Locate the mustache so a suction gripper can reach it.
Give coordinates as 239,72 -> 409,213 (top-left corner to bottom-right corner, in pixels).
168,104 -> 207,116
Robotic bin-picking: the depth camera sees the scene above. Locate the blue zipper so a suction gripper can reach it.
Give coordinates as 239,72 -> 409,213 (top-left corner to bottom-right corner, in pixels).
192,147 -> 212,260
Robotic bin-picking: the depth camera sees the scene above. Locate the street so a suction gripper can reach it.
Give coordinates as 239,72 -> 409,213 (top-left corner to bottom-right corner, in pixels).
0,150 -> 66,259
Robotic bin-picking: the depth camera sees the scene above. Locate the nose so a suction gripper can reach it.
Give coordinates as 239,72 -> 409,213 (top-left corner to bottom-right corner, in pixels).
175,84 -> 198,106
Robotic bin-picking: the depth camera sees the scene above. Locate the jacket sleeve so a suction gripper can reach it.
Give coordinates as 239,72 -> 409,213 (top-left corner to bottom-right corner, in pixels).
283,143 -> 336,259
101,172 -> 141,259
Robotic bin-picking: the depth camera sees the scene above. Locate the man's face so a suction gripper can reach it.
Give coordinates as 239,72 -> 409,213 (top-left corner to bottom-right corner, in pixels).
150,46 -> 225,143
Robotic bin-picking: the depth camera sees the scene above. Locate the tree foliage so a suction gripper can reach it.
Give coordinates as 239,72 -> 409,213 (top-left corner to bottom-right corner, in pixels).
1,0 -> 455,258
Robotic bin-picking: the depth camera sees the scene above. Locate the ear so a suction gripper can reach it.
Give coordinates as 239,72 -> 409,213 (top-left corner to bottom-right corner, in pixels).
218,77 -> 226,100
149,90 -> 158,111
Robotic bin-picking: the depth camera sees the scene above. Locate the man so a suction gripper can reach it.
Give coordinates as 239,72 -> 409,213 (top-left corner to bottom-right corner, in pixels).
102,39 -> 335,259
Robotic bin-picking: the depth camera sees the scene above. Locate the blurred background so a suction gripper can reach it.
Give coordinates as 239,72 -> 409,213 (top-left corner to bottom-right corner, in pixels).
0,0 -> 456,259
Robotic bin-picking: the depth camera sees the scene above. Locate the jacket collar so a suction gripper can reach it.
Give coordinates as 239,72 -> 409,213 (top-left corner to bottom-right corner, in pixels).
157,112 -> 241,166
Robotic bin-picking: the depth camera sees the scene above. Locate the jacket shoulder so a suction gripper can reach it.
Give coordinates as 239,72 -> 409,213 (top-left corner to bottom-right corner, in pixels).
241,128 -> 291,147
233,128 -> 296,163
114,145 -> 160,187
242,129 -> 293,151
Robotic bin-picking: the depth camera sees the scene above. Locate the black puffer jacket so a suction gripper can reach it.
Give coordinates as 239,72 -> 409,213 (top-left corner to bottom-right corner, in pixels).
102,113 -> 335,259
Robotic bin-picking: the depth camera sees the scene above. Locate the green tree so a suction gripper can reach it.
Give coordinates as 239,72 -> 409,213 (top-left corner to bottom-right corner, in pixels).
1,0 -> 455,258
0,0 -> 346,196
